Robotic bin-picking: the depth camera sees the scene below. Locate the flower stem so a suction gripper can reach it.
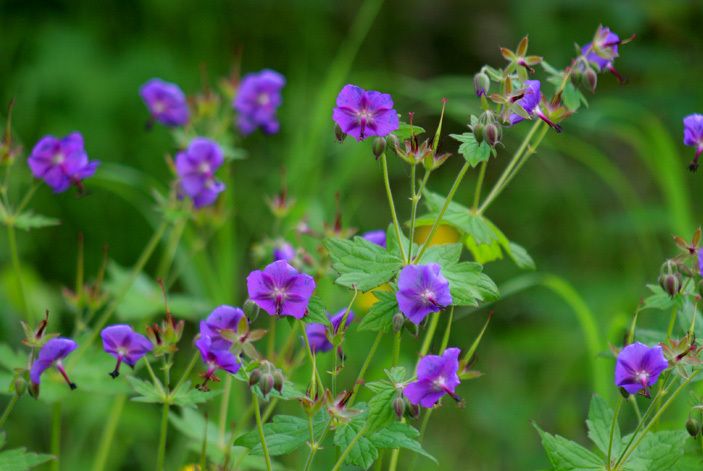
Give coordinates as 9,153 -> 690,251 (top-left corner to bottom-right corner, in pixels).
349,330 -> 383,404
666,306 -> 677,339
6,222 -> 30,324
495,123 -> 550,194
392,331 -> 401,366
331,425 -> 368,471
156,212 -> 188,280
472,160 -> 488,211
0,394 -> 18,429
155,402 -> 170,471
439,307 -> 454,352
91,394 -> 126,471
172,350 -> 200,393
415,161 -> 471,261
381,153 -> 407,263
252,393 -> 272,471
219,376 -> 233,446
51,402 -> 61,471
606,397 -> 623,468
419,313 -> 440,357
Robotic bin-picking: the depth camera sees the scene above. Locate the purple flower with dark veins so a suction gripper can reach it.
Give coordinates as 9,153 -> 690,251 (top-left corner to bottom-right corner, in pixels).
30,338 -> 78,390
273,241 -> 296,262
306,308 -> 355,353
403,347 -> 461,408
615,342 -> 668,396
246,260 -> 316,319
200,305 -> 248,350
175,137 -> 226,208
101,324 -> 153,378
196,335 -> 241,390
28,132 -> 99,193
361,230 -> 387,248
508,80 -> 561,132
332,84 -> 399,142
233,70 -> 285,135
698,248 -> 703,277
683,114 -> 703,172
396,263 -> 452,325
140,78 -> 190,127
581,26 -> 625,83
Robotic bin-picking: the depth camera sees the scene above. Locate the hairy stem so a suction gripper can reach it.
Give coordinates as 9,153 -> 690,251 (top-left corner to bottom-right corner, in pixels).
252,394 -> 272,471
155,402 -> 170,471
0,394 -> 18,429
6,223 -> 30,324
606,397 -> 623,469
349,330 -> 384,404
331,425 -> 368,471
92,394 -> 126,471
381,153 -> 407,263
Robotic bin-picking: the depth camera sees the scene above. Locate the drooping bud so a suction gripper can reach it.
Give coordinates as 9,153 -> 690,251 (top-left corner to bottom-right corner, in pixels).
13,375 -> 26,396
260,373 -> 274,397
658,273 -> 682,298
393,395 -> 405,419
472,123 -> 484,143
334,123 -> 346,143
273,370 -> 285,393
405,400 -> 420,419
473,72 -> 490,97
372,136 -> 386,159
392,312 -> 405,333
248,368 -> 261,387
485,123 -> 502,147
687,417 -> 701,437
584,67 -> 598,93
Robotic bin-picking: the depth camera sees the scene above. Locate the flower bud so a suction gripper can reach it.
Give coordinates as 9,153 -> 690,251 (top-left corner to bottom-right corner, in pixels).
405,400 -> 420,419
335,124 -> 346,143
392,312 -> 405,333
584,67 -> 598,93
13,376 -> 26,396
273,370 -> 285,393
658,273 -> 682,298
387,134 -> 400,151
372,137 -> 386,159
248,369 -> 261,387
660,259 -> 678,276
473,72 -> 490,97
687,417 -> 701,437
260,373 -> 274,397
485,123 -> 502,147
393,396 -> 405,419
472,124 -> 484,143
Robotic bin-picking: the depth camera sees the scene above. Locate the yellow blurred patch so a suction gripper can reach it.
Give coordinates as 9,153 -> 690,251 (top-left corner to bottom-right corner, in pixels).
354,283 -> 391,312
414,224 -> 460,245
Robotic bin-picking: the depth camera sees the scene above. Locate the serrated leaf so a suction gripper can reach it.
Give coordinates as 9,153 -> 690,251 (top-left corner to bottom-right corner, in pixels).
127,376 -> 165,404
449,132 -> 492,167
369,422 -> 437,464
0,448 -> 54,470
386,367 -> 407,384
393,122 -> 425,141
358,291 -> 398,332
325,237 -> 403,292
622,430 -> 688,470
507,242 -> 535,270
441,262 -> 499,306
642,284 -> 676,311
304,296 -> 330,326
170,380 -> 221,408
385,224 -> 416,260
586,395 -> 620,457
417,243 -> 462,266
417,191 -> 497,245
366,387 -> 396,433
11,212 -> 60,231
535,424 -> 605,470
235,412 -> 328,456
334,420 -> 378,469
562,82 -> 585,111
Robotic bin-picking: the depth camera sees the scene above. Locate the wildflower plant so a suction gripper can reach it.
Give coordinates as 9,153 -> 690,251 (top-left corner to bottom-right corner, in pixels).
0,20 -> 698,471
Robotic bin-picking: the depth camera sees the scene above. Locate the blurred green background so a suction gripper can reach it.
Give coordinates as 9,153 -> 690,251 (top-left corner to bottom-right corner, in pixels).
1,0 -> 702,469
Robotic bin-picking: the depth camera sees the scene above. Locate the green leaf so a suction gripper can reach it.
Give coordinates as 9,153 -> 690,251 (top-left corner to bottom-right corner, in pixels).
385,224 -> 415,260
535,424 -> 605,471
561,82 -> 586,112
441,262 -> 499,306
235,412 -> 328,456
369,422 -> 437,464
324,237 -> 403,291
417,243 -> 462,266
450,132 -> 491,167
642,284 -> 676,311
393,122 -> 425,141
357,291 -> 398,332
127,376 -> 165,404
365,386 -> 396,433
622,430 -> 688,471
0,448 -> 54,470
170,381 -> 221,408
251,379 -> 305,401
304,296 -> 330,326
386,367 -> 407,384
0,431 -> 5,449
334,420 -> 378,469
586,395 -> 620,457
507,242 -> 535,270
10,212 -> 60,231
0,343 -> 25,372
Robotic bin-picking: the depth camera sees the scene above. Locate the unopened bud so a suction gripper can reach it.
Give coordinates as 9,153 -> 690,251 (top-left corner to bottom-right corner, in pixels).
405,400 -> 420,419
13,376 -> 26,396
659,273 -> 682,298
248,369 -> 261,387
260,374 -> 274,397
687,417 -> 701,437
584,67 -> 598,93
473,72 -> 490,97
387,134 -> 400,151
660,259 -> 678,275
273,370 -> 285,393
393,396 -> 406,419
392,312 -> 405,333
472,124 -> 484,144
373,137 -> 386,159
335,124 -> 346,143
485,123 -> 502,147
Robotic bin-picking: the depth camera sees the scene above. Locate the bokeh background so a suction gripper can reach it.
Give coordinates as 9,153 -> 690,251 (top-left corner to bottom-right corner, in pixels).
1,0 -> 702,469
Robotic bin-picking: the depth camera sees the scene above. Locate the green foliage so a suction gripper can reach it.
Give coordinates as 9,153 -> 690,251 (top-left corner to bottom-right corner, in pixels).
235,411 -> 328,456
304,296 -> 331,326
357,290 -> 398,332
393,122 -> 426,140
368,422 -> 437,464
334,419 -> 378,469
8,211 -> 60,231
325,237 -> 403,291
450,132 -> 492,167
585,395 -> 620,457
535,424 -> 604,470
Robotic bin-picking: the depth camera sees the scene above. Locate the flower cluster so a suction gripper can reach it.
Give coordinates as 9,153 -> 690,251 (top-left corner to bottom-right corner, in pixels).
305,308 -> 355,353
28,132 -> 99,193
196,305 -> 245,390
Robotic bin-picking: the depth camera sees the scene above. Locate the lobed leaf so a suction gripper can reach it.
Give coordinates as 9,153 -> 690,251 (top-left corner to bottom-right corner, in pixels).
357,291 -> 398,332
325,237 -> 403,292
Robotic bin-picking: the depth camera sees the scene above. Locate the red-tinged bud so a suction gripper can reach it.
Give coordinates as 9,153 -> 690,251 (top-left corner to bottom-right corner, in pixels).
659,273 -> 682,298
334,124 -> 346,143
248,369 -> 261,387
584,67 -> 598,93
405,400 -> 420,419
393,396 -> 405,419
485,123 -> 502,147
260,374 -> 274,397
273,370 -> 285,393
473,72 -> 490,97
687,417 -> 701,437
372,137 -> 386,159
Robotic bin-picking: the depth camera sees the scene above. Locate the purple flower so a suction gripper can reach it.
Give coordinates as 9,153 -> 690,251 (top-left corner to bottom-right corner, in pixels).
615,342 -> 668,396
273,241 -> 296,262
246,260 -> 316,319
305,308 -> 355,353
30,338 -> 78,389
582,26 -> 620,71
698,248 -> 703,277
403,347 -> 461,408
200,305 -> 248,350
175,137 -> 226,208
196,335 -> 240,390
101,324 -> 153,378
684,114 -> 703,172
140,78 -> 189,127
396,263 -> 452,325
233,70 -> 285,135
28,132 -> 99,193
508,81 -> 561,132
332,84 -> 399,142
361,230 -> 386,248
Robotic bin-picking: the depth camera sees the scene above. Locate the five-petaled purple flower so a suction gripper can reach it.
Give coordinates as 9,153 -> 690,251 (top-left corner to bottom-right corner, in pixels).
581,26 -> 624,82
233,70 -> 285,135
247,260 -> 316,319
396,263 -> 452,325
508,80 -> 561,132
698,248 -> 703,277
306,308 -> 355,353
101,324 -> 153,378
361,230 -> 386,248
30,338 -> 78,390
683,114 -> 703,172
28,132 -> 99,193
332,84 -> 399,142
140,78 -> 190,127
200,305 -> 248,350
175,137 -> 226,208
615,342 -> 668,396
403,347 -> 461,408
273,241 -> 296,262
195,335 -> 241,390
